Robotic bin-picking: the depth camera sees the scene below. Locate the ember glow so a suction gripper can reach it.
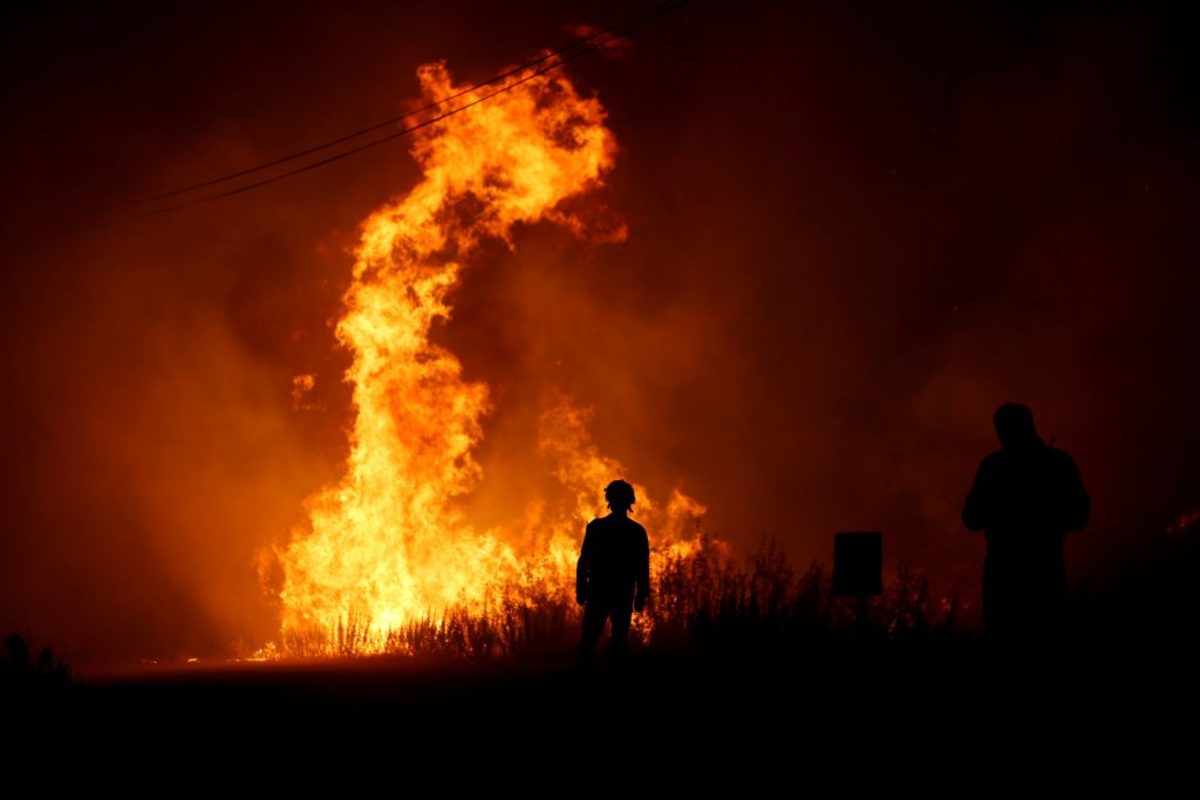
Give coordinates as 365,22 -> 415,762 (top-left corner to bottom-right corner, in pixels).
274,61 -> 703,651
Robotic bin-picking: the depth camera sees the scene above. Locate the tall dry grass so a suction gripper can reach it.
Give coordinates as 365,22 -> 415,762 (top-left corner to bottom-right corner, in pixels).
278,536 -> 963,660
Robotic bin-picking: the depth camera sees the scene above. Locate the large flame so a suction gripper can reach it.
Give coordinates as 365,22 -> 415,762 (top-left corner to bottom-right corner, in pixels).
276,60 -> 703,652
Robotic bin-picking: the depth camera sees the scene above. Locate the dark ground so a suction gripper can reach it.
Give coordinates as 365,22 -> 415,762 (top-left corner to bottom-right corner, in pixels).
9,533 -> 1200,779
9,638 -> 1194,785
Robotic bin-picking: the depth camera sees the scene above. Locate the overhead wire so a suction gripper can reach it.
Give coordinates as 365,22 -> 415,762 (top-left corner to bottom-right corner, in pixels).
137,0 -> 688,216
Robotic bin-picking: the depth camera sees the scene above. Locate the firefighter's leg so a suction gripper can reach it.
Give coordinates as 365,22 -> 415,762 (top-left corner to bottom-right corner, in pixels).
609,602 -> 633,664
577,601 -> 609,667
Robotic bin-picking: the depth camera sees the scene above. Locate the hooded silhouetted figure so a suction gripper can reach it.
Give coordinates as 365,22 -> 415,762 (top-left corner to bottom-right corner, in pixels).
576,479 -> 650,666
962,404 -> 1089,641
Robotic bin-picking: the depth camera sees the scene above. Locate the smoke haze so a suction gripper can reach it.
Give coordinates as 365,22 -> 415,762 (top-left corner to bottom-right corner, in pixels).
2,1 -> 1198,658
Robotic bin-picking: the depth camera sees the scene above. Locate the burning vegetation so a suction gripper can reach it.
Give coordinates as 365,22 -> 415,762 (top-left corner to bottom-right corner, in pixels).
267,61 -> 705,655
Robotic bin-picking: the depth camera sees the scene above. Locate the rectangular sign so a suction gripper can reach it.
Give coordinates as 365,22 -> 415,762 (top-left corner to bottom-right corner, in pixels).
833,531 -> 883,597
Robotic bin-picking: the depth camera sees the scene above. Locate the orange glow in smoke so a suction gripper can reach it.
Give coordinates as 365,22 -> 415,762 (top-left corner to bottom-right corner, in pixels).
273,60 -> 703,652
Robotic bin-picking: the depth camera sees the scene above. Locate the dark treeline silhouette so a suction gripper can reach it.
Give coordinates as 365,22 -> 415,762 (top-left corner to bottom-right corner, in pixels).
2,632 -> 71,694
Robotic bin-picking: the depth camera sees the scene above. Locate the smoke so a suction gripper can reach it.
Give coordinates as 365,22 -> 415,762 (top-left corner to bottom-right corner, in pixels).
2,1 -> 1198,659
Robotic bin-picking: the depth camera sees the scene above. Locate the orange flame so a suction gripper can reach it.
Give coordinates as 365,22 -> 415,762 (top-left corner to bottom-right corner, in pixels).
274,60 -> 703,653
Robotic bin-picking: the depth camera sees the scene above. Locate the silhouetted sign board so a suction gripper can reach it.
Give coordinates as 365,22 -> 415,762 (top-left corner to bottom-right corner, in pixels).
833,531 -> 882,597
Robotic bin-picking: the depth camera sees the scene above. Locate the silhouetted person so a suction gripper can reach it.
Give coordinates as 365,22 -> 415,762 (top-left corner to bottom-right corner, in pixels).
576,479 -> 650,667
962,403 -> 1089,642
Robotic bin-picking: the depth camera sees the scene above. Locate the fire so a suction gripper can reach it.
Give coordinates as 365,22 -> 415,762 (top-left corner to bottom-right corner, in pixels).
274,59 -> 703,653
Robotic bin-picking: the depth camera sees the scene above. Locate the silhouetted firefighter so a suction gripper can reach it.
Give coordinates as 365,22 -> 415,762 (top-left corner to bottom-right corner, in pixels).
962,403 -> 1090,641
576,479 -> 650,666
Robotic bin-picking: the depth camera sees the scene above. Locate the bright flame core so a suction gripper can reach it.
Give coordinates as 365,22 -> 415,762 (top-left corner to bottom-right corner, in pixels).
276,61 -> 703,651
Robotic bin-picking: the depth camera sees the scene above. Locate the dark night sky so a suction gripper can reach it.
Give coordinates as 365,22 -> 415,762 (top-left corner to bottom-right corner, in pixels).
2,0 -> 1199,659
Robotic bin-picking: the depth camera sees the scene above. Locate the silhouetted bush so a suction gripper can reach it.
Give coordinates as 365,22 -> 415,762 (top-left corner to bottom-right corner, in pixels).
1,633 -> 71,693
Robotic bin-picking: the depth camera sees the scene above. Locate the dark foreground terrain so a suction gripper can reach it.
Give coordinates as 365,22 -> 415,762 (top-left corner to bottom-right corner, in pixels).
8,534 -> 1199,782
8,636 -> 1195,787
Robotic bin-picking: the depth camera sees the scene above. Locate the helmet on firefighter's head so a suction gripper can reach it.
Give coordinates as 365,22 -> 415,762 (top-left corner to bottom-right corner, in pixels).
604,479 -> 636,513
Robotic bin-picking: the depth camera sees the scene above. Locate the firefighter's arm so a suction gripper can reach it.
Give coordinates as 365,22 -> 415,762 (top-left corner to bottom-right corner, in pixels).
634,528 -> 650,612
1062,455 -> 1090,532
576,524 -> 593,606
962,459 -> 991,532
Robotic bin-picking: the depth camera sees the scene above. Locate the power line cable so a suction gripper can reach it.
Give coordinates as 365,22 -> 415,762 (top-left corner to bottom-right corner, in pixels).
141,0 -> 688,205
136,33 -> 630,217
